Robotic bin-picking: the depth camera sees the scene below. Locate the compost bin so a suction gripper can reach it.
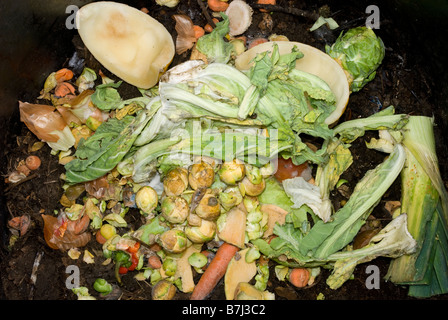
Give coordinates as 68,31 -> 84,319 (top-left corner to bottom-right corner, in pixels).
0,0 -> 447,301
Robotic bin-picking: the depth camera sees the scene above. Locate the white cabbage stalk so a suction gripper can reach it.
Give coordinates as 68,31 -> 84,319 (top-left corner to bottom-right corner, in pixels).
326,213 -> 417,289
282,176 -> 332,223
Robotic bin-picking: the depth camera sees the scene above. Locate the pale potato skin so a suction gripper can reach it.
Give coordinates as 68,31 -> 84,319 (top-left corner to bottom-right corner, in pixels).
76,2 -> 174,89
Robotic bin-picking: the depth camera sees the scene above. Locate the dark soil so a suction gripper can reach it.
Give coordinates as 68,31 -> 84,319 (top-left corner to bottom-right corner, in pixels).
1,0 -> 447,302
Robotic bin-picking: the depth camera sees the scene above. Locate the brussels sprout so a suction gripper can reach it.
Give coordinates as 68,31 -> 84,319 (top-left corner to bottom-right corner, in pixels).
152,280 -> 176,300
163,167 -> 189,196
195,192 -> 221,220
185,220 -> 217,243
239,176 -> 266,196
135,186 -> 158,215
326,26 -> 385,92
245,202 -> 267,241
246,222 -> 261,233
161,196 -> 189,224
243,196 -> 259,213
162,258 -> 177,276
93,278 -> 113,295
187,212 -> 202,227
188,161 -> 215,190
218,159 -> 246,185
100,223 -> 117,240
245,164 -> 262,185
219,187 -> 243,211
159,229 -> 188,253
188,252 -> 208,268
245,247 -> 261,263
247,208 -> 263,224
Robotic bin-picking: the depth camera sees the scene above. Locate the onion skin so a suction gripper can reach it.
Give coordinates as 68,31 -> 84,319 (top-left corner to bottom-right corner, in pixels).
173,14 -> 196,54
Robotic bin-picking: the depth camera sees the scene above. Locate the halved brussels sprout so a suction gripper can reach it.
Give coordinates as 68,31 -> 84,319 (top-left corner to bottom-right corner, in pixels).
188,161 -> 215,190
218,159 -> 246,185
135,186 -> 158,215
161,196 -> 189,224
152,280 -> 177,300
185,220 -> 217,243
187,212 -> 203,227
239,176 -> 266,196
195,192 -> 221,220
245,164 -> 262,185
219,186 -> 243,211
159,229 -> 188,253
162,258 -> 177,276
242,196 -> 259,213
163,167 -> 188,196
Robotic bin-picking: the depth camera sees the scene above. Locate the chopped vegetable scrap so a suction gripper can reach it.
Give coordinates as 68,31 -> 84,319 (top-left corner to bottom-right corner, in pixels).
13,0 -> 448,300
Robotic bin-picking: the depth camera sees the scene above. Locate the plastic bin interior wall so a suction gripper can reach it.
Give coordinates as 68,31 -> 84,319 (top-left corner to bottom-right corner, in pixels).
0,0 -> 447,246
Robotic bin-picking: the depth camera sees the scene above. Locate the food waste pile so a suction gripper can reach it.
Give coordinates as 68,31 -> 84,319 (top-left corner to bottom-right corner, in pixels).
1,0 -> 447,301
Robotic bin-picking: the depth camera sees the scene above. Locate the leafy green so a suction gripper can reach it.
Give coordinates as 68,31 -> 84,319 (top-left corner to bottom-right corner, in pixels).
326,213 -> 417,289
299,144 -> 406,259
64,110 -> 152,184
386,116 -> 448,298
91,81 -> 122,110
326,26 -> 385,92
282,177 -> 332,223
196,14 -> 234,64
314,139 -> 353,221
133,216 -> 168,245
158,61 -> 251,120
91,81 -> 152,111
247,44 -> 336,166
333,105 -> 409,143
254,144 -> 407,269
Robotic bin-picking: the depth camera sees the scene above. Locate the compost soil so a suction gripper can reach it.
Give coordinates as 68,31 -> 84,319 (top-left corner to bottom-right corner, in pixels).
1,0 -> 447,301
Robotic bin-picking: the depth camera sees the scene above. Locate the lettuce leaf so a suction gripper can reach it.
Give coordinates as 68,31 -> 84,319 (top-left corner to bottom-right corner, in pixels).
64,110 -> 152,184
196,14 -> 233,64
91,81 -> 152,111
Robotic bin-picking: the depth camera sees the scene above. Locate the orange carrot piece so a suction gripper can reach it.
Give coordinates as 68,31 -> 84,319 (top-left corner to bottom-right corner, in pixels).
289,268 -> 310,288
96,231 -> 107,244
55,82 -> 76,97
207,0 -> 229,12
193,25 -> 205,39
204,18 -> 219,33
25,155 -> 41,170
190,242 -> 239,300
257,0 -> 276,12
54,68 -> 74,82
204,23 -> 214,33
248,38 -> 268,49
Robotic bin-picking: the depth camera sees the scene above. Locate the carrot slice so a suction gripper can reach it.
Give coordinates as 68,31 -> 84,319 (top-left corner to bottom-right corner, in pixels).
193,25 -> 205,39
54,82 -> 76,97
289,268 -> 310,288
54,68 -> 74,82
190,242 -> 239,300
257,0 -> 276,12
207,0 -> 229,12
